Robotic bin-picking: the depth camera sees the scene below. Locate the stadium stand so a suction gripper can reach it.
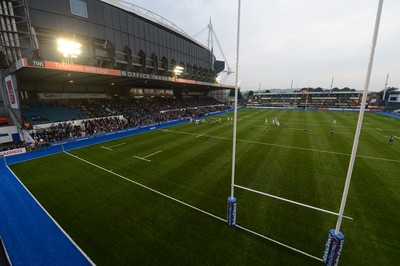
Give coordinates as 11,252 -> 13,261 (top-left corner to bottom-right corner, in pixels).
249,91 -> 364,108
22,105 -> 89,126
22,97 -> 228,148
0,97 -> 228,153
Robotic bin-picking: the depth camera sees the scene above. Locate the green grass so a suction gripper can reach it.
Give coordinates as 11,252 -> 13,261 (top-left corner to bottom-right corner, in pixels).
10,109 -> 400,265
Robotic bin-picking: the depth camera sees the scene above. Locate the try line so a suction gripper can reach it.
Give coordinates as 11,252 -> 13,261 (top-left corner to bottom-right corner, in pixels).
64,151 -> 322,262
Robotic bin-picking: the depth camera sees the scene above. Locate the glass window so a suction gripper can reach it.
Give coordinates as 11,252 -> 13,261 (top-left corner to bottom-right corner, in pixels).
70,0 -> 88,18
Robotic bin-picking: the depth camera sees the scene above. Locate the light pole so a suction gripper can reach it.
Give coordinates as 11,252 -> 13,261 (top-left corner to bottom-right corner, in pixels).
382,73 -> 389,105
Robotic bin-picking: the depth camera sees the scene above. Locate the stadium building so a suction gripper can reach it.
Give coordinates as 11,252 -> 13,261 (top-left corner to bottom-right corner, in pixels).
0,0 -> 232,134
248,90 -> 366,110
0,1 -> 234,263
385,93 -> 400,112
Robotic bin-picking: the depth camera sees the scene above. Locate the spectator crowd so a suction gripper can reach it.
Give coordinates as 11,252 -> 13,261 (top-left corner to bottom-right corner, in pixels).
1,97 -> 229,152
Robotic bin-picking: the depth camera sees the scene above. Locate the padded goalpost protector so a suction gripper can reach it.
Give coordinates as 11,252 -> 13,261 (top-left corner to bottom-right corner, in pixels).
323,229 -> 344,266
227,197 -> 237,226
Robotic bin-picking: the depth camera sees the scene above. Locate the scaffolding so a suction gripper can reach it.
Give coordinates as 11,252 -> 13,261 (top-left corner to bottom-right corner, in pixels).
0,0 -> 36,66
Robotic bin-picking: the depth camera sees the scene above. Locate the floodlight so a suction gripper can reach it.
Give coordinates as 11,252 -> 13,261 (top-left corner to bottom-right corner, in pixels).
173,66 -> 184,76
215,75 -> 221,84
57,38 -> 82,59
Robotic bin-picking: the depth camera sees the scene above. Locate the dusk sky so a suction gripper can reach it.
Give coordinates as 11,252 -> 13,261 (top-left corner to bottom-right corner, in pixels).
130,0 -> 399,92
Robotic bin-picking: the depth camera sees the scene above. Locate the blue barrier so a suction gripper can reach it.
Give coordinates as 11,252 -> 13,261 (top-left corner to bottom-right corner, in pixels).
380,112 -> 400,119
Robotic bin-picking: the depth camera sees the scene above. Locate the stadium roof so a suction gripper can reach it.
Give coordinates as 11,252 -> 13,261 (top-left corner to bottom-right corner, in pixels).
99,0 -> 208,50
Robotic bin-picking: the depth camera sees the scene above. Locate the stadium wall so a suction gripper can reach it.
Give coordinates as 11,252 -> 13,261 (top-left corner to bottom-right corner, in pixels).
0,126 -> 21,144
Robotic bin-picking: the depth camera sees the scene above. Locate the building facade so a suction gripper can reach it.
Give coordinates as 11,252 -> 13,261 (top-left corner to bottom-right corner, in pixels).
1,0 -> 221,80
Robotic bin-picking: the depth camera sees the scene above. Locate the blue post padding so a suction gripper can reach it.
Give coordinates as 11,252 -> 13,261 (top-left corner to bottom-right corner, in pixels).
323,229 -> 345,266
227,197 -> 237,226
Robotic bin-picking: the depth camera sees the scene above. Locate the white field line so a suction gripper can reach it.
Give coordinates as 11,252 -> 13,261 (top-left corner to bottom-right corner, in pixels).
235,184 -> 352,220
334,132 -> 353,135
133,150 -> 162,162
376,128 -> 383,131
5,164 -> 95,265
283,122 -> 354,128
235,224 -> 323,262
142,150 -> 162,159
357,155 -> 400,163
375,128 -> 400,132
385,135 -> 400,140
108,142 -> 126,149
133,156 -> 151,162
64,151 -> 322,262
196,133 -> 205,138
162,129 -> 400,163
274,121 -> 397,132
286,128 -> 306,131
100,142 -> 126,151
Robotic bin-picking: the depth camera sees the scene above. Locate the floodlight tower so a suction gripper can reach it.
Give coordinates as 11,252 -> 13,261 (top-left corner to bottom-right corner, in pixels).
194,17 -> 234,83
382,73 -> 389,104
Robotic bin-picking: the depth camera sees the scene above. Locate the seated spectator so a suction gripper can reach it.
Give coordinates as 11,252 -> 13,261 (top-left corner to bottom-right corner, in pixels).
25,96 -> 228,150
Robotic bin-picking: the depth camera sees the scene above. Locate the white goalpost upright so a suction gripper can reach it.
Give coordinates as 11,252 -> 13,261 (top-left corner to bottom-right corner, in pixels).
226,0 -> 385,263
227,0 -> 242,227
323,1 -> 384,265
